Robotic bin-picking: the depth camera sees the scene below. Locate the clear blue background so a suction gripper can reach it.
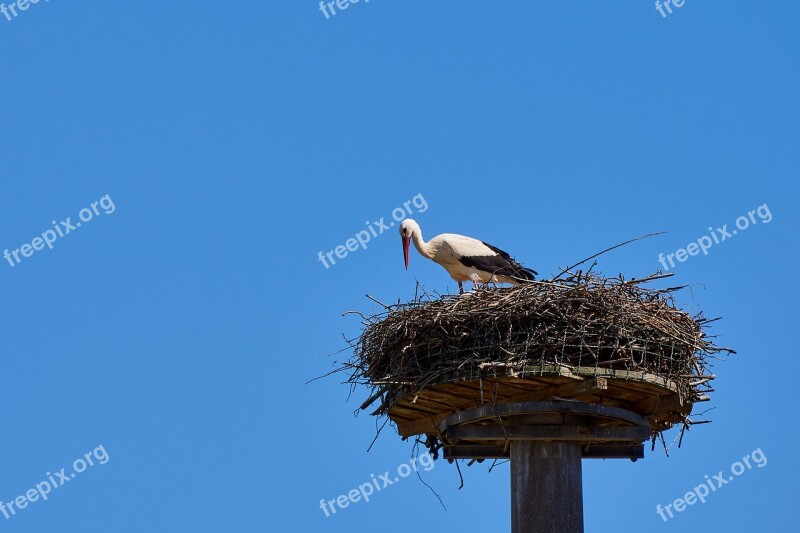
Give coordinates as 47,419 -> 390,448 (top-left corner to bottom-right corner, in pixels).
1,1 -> 797,531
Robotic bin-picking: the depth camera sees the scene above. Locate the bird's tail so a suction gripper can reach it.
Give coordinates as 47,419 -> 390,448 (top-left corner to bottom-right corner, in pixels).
511,266 -> 537,283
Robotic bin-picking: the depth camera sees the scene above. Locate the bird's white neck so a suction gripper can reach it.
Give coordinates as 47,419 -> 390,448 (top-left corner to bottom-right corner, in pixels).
411,226 -> 435,259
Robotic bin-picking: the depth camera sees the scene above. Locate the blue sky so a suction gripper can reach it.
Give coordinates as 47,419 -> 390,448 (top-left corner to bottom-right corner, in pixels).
0,1 -> 797,531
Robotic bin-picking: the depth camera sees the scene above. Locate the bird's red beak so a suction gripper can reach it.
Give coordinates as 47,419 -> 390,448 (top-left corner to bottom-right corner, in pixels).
402,236 -> 410,270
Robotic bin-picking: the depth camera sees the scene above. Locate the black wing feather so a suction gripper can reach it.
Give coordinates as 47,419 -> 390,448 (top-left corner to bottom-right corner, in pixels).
458,241 -> 537,281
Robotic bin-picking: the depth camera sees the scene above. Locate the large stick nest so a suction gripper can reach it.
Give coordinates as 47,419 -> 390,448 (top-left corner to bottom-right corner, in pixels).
345,272 -> 732,442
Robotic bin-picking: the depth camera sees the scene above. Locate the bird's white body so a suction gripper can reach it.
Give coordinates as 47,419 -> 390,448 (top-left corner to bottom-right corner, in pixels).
400,219 -> 537,292
413,233 -> 517,284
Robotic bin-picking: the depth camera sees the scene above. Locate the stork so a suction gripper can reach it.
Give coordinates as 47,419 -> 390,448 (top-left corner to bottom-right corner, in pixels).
399,218 -> 537,294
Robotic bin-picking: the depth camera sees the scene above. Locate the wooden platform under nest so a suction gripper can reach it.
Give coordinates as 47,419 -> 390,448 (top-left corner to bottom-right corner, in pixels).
386,365 -> 693,438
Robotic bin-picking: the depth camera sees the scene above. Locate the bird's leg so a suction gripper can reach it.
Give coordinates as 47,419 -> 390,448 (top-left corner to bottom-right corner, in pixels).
473,280 -> 479,291
458,281 -> 464,294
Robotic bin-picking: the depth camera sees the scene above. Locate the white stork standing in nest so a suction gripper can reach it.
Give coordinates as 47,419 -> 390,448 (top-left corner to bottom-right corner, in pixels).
399,218 -> 537,294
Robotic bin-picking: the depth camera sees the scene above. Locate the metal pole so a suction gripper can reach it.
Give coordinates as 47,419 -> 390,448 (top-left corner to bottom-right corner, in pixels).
510,441 -> 584,533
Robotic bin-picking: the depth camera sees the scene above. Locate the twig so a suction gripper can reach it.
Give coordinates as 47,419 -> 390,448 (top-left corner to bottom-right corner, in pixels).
366,417 -> 389,453
554,232 -> 667,280
409,441 -> 447,511
366,294 -> 391,309
620,272 -> 675,286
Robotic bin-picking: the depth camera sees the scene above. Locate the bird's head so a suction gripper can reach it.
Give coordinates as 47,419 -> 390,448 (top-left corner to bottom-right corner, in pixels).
399,218 -> 419,270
